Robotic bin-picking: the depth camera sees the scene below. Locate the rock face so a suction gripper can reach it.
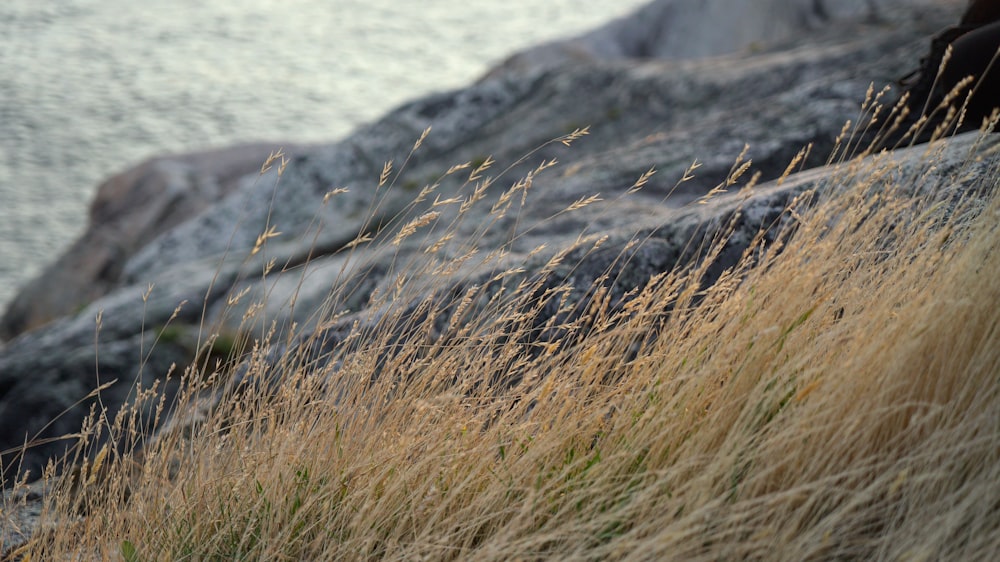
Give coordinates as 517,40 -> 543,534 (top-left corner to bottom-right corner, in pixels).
0,0 -> 976,482
484,0 -> 958,76
0,143 -> 308,340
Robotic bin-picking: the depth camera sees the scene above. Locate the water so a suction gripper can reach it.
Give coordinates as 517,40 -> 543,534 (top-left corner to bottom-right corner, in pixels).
0,0 -> 649,312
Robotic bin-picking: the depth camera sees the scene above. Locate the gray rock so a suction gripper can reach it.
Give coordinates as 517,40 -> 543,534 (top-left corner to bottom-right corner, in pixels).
0,143 -> 309,340
1,479 -> 54,556
484,0 -> 947,77
0,0 -> 977,481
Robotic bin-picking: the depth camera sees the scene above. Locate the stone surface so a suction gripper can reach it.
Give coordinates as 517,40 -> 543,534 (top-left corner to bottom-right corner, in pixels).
0,0 -> 980,483
484,0 -> 961,76
0,143 -> 309,341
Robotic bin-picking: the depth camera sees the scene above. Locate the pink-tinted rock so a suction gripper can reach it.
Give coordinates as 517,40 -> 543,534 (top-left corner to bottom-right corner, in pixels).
0,142 -> 302,340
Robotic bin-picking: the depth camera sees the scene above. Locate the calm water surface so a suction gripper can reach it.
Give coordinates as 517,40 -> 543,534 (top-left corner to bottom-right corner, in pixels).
0,0 -> 648,311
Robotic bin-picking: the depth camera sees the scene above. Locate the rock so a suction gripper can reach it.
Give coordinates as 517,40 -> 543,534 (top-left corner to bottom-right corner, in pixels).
0,0 -> 979,481
0,142 -> 309,341
1,479 -> 56,556
872,4 -> 1000,150
938,21 -> 1000,126
483,0 -> 955,77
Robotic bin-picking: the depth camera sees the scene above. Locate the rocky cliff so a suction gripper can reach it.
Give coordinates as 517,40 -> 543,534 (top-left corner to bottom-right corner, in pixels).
0,0 -> 977,491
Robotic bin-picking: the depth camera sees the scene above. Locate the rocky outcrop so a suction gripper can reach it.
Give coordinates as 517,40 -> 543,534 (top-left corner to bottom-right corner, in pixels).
0,0 -> 976,486
0,143 -> 309,340
0,0 -> 955,343
484,0 -> 953,76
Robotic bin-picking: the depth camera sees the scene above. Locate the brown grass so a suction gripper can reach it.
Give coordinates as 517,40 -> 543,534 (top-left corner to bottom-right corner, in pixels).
4,116 -> 1000,560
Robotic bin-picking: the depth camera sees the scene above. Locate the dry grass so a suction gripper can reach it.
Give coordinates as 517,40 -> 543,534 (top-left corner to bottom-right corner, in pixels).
4,113 -> 1000,560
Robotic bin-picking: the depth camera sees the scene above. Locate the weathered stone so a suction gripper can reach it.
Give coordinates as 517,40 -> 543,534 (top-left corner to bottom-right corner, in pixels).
0,143 -> 308,340
484,0 -> 953,77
